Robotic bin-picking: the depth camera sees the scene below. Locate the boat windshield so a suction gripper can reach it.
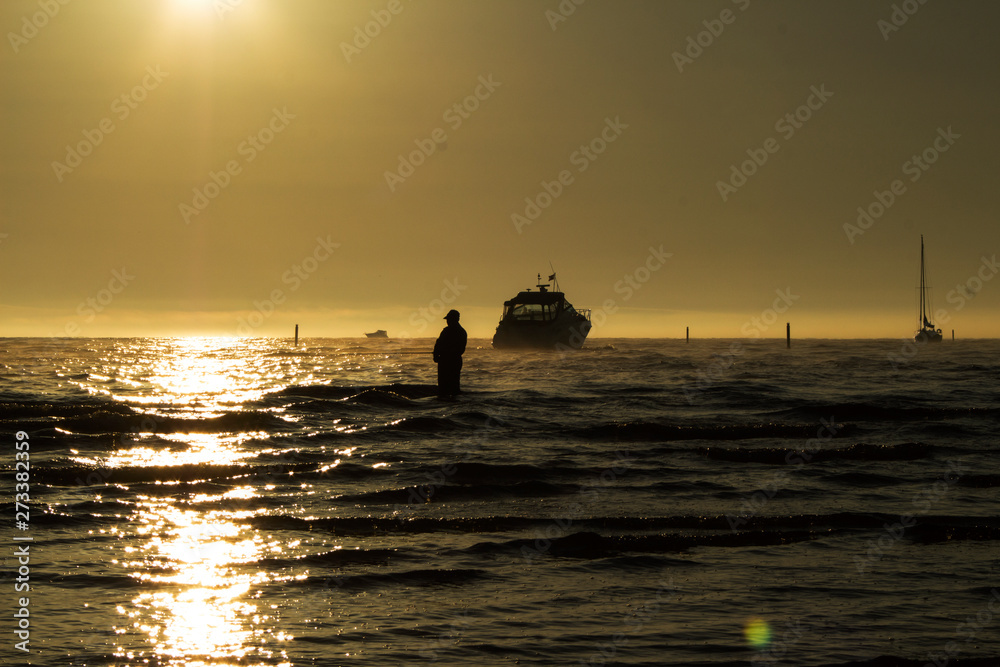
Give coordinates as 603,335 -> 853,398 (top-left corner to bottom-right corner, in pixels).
506,302 -> 558,321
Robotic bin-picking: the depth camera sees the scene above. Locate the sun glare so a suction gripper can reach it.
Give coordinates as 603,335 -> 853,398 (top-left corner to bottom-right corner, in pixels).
162,0 -> 269,27
170,0 -> 219,16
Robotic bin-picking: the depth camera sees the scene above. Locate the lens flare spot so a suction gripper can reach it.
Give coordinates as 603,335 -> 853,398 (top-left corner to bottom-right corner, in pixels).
744,617 -> 772,649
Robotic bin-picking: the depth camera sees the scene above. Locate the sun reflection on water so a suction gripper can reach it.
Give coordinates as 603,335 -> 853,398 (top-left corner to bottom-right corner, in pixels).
116,497 -> 295,665
101,338 -> 311,665
50,337 -> 411,663
76,337 -> 311,411
142,338 -> 272,408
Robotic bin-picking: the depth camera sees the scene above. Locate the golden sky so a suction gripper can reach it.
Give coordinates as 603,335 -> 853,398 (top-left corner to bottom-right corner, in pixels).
2,0 -> 998,339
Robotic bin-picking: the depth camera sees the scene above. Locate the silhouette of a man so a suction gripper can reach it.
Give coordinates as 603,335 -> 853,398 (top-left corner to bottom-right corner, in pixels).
433,309 -> 467,397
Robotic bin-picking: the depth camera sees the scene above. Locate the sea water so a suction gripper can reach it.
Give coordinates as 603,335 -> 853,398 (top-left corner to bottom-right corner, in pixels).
1,337 -> 998,666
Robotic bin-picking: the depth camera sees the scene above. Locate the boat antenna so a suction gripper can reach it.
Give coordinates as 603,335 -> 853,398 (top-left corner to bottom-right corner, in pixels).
548,261 -> 559,292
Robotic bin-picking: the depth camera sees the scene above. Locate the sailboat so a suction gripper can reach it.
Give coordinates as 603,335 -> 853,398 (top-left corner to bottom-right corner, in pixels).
915,235 -> 943,343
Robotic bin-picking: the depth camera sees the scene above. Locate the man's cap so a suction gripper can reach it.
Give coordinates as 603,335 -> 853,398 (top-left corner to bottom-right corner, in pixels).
444,310 -> 460,320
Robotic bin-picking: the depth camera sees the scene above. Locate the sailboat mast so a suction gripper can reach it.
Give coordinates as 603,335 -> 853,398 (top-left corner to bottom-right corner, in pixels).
913,235 -> 942,342
919,235 -> 927,327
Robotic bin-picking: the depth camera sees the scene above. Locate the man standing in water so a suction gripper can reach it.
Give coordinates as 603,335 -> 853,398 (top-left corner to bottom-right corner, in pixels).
433,309 -> 467,397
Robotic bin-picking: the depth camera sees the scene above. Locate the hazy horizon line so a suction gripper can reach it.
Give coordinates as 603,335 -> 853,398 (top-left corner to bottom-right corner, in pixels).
4,335 -> 996,341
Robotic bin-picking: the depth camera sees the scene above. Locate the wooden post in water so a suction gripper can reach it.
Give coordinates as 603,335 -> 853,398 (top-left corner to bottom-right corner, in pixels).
686,326 -> 689,343
952,329 -> 955,341
294,324 -> 299,346
786,322 -> 790,348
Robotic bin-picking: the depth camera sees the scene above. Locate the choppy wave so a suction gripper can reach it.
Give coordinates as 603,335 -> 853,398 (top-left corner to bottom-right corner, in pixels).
575,421 -> 854,442
699,442 -> 934,464
5,337 -> 1000,665
271,382 -> 439,401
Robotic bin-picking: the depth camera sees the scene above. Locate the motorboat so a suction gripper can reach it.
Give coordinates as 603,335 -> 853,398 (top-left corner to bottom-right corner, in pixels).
492,274 -> 591,349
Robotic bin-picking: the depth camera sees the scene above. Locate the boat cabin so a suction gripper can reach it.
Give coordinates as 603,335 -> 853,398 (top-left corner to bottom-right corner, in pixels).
501,287 -> 569,323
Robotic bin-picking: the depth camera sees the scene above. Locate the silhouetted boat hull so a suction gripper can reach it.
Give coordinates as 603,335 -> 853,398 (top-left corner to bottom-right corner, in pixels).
492,275 -> 591,350
492,320 -> 591,349
915,328 -> 942,343
365,330 -> 388,338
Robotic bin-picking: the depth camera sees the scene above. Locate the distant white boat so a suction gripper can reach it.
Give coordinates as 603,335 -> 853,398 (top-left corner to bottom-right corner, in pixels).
914,235 -> 943,343
365,330 -> 388,338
